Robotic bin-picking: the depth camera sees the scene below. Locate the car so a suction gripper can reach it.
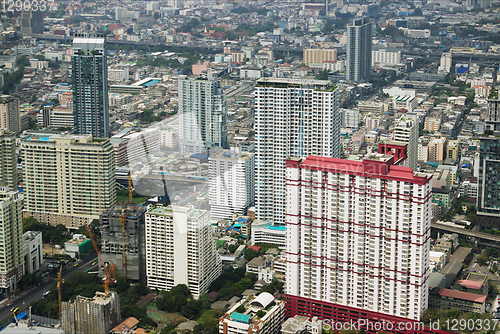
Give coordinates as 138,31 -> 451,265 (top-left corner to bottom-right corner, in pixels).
91,262 -> 97,266
43,291 -> 50,297
74,263 -> 78,267
6,302 -> 12,307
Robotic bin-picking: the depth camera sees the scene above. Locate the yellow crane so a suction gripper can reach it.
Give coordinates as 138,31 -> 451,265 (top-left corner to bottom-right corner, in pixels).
57,266 -> 63,320
128,171 -> 133,203
11,308 -> 19,326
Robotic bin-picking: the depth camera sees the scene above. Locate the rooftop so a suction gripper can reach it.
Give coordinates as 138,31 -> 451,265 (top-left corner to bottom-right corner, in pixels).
438,288 -> 487,303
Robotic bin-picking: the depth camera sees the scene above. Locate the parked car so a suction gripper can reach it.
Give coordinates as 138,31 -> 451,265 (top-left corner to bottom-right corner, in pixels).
6,302 -> 12,307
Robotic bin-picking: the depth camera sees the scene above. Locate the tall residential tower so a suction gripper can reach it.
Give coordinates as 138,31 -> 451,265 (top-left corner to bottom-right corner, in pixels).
286,154 -> 432,325
0,130 -> 17,190
178,74 -> 228,156
254,78 -> 341,224
346,17 -> 372,82
477,136 -> 500,228
22,133 -> 116,228
72,33 -> 110,138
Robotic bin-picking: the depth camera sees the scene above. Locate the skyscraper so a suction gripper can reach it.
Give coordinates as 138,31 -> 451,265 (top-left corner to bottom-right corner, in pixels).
346,17 -> 372,82
477,136 -> 500,228
0,186 -> 24,298
178,74 -> 228,156
20,9 -> 44,34
22,133 -> 116,228
285,154 -> 432,325
145,205 -> 221,299
393,115 -> 419,171
255,78 -> 341,224
209,148 -> 255,221
72,33 -> 110,138
0,130 -> 17,190
0,95 -> 21,134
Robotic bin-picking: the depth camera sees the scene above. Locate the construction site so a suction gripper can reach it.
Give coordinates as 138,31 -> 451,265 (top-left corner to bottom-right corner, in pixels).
61,291 -> 121,334
100,205 -> 147,284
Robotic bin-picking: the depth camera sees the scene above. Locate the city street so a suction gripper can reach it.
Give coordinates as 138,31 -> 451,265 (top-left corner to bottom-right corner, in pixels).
0,255 -> 98,325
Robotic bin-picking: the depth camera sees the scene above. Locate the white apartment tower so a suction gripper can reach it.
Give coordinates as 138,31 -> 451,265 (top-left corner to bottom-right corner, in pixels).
439,53 -> 452,73
22,134 -> 116,228
285,154 -> 432,322
178,74 -> 228,157
346,17 -> 372,82
0,186 -> 24,297
145,205 -> 221,298
393,115 -> 419,171
209,148 -> 255,221
254,78 -> 341,224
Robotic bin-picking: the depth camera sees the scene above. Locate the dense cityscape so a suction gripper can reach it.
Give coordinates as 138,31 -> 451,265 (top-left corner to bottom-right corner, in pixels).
1,0 -> 500,333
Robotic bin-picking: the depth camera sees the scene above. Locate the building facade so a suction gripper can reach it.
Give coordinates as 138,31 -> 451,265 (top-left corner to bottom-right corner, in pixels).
285,154 -> 432,324
219,292 -> 286,334
23,231 -> 43,275
393,115 -> 419,170
372,49 -> 401,66
0,187 -> 24,299
22,134 -> 116,228
0,95 -> 21,134
477,137 -> 500,228
100,207 -> 147,284
0,130 -> 17,190
341,109 -> 360,128
20,9 -> 44,34
72,33 -> 110,138
209,148 -> 255,221
254,78 -> 341,224
486,98 -> 500,132
178,74 -> 228,156
346,17 -> 372,82
61,291 -> 121,334
303,48 -> 338,66
36,107 -> 74,129
145,205 -> 221,298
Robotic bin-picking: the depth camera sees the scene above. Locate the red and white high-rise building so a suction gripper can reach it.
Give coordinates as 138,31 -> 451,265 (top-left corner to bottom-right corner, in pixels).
285,153 -> 434,331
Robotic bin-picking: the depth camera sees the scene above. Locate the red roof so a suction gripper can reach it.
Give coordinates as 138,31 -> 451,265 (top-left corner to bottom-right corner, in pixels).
457,280 -> 483,290
247,246 -> 261,252
287,156 -> 432,185
438,288 -> 487,303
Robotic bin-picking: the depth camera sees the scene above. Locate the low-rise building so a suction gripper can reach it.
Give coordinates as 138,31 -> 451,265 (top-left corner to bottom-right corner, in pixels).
219,292 -> 286,334
250,220 -> 286,248
429,288 -> 486,313
64,234 -> 92,258
23,231 -> 43,274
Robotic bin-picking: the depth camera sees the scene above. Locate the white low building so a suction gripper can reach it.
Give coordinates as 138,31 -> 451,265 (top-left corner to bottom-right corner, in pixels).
219,292 -> 286,334
23,231 -> 43,274
251,220 -> 286,248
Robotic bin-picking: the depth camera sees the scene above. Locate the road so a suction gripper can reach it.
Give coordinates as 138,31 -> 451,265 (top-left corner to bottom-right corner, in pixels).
0,255 -> 98,325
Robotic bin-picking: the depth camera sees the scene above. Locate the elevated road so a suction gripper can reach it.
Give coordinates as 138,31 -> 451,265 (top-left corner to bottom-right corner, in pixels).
432,222 -> 500,244
116,174 -> 206,184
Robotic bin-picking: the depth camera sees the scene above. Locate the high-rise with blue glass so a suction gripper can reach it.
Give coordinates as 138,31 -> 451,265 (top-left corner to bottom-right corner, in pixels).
72,33 -> 110,138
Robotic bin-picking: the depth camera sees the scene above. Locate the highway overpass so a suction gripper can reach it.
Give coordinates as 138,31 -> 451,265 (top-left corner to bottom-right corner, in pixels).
432,222 -> 500,246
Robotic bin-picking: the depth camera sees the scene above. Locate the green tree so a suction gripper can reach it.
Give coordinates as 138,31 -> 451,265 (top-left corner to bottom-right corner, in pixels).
478,252 -> 488,266
316,70 -> 329,80
244,248 -> 259,261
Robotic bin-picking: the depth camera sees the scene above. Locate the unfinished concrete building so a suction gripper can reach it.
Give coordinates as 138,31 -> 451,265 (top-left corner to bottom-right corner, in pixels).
100,206 -> 146,284
61,291 -> 121,334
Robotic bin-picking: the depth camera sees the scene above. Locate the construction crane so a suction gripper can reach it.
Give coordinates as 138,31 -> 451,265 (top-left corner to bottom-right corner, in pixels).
11,308 -> 19,326
120,203 -> 127,279
57,266 -> 63,321
128,171 -> 133,203
84,221 -> 116,291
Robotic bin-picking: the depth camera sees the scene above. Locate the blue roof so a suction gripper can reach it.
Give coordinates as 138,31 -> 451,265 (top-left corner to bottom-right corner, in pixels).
143,80 -> 160,87
231,312 -> 250,324
236,218 -> 248,223
190,154 -> 209,159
